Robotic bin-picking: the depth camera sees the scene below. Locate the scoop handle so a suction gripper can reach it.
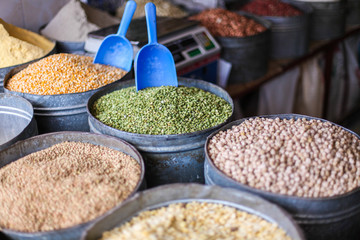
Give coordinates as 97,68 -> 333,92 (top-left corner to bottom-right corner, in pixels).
145,2 -> 157,44
117,0 -> 137,37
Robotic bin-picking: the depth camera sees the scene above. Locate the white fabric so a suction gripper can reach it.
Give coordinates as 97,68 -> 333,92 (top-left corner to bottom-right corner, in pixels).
258,67 -> 300,115
0,0 -> 70,32
295,56 -> 324,118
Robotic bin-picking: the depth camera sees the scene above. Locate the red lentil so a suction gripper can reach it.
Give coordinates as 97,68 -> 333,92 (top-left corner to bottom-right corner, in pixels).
240,0 -> 302,17
5,53 -> 127,95
189,8 -> 266,37
0,141 -> 141,232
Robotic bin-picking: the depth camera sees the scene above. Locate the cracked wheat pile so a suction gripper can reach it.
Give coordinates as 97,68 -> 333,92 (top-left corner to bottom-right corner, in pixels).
100,202 -> 292,240
0,141 -> 141,232
208,117 -> 360,198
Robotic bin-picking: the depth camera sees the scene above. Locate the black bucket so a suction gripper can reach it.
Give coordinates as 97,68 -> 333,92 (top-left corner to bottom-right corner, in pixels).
216,12 -> 271,84
204,114 -> 360,240
347,0 -> 360,26
0,131 -> 145,240
260,0 -> 312,59
294,0 -> 346,41
87,78 -> 234,187
4,64 -> 132,133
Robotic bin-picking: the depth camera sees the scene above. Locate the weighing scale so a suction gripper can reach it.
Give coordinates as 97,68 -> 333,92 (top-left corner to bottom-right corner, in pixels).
85,17 -> 221,83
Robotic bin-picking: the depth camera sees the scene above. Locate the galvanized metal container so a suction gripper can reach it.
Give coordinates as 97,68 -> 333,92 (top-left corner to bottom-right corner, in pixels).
87,78 -> 234,187
3,64 -> 132,133
0,44 -> 56,93
216,12 -> 271,84
204,113 -> 360,240
293,0 -> 346,40
0,93 -> 38,151
0,131 -> 145,240
82,183 -> 305,240
260,1 -> 312,59
347,0 -> 360,26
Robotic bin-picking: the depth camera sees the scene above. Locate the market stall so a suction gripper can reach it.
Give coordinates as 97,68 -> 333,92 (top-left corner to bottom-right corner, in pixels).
0,0 -> 359,240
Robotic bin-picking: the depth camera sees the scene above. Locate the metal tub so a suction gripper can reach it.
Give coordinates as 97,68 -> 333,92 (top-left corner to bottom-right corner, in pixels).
347,0 -> 360,26
216,12 -> 271,84
261,1 -> 312,59
0,131 -> 145,240
204,113 -> 360,240
294,0 -> 346,40
82,183 -> 305,240
0,93 -> 38,151
3,64 -> 132,133
87,78 -> 234,187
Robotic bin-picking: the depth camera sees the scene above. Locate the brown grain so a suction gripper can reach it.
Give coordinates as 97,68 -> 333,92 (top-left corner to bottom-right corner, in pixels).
0,141 -> 141,232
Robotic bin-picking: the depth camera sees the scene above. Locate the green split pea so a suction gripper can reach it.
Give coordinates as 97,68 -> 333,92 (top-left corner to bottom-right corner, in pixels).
91,85 -> 232,135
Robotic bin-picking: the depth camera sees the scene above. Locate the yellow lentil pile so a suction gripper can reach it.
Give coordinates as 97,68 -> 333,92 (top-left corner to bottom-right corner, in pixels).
100,202 -> 292,240
0,141 -> 141,232
0,24 -> 46,68
5,53 -> 127,95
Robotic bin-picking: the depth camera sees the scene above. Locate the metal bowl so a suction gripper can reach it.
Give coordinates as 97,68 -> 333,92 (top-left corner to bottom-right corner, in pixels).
82,183 -> 304,240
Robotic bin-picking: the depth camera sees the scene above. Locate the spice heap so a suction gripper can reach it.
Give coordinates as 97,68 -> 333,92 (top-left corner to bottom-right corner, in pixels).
100,202 -> 292,240
0,24 -> 46,68
117,0 -> 187,19
41,0 -> 99,42
240,0 -> 302,17
6,53 -> 127,95
92,86 -> 232,135
0,141 -> 141,232
189,8 -> 266,37
208,117 -> 360,198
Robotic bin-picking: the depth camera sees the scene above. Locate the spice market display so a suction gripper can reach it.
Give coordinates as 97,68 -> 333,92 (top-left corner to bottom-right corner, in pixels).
91,85 -> 232,135
100,202 -> 293,240
1,0 -> 360,239
5,53 -> 127,95
0,141 -> 141,232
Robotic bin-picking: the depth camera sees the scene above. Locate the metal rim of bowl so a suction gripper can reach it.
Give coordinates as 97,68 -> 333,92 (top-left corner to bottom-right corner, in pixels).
81,183 -> 305,240
3,60 -> 131,98
86,78 -> 235,138
204,113 -> 360,201
0,93 -> 36,150
0,131 -> 146,237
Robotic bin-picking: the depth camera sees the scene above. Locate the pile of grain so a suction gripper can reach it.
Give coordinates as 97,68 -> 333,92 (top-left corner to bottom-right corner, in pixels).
0,141 -> 141,232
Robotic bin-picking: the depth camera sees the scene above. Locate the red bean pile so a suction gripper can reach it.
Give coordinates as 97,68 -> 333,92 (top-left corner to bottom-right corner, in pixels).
240,0 -> 302,17
189,8 -> 266,38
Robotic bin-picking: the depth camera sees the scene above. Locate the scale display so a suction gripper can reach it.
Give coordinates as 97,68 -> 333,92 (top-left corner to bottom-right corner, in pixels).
161,26 -> 220,69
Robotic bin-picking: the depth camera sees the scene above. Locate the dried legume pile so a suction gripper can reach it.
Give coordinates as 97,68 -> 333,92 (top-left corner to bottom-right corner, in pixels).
100,202 -> 292,240
189,8 -> 266,37
91,86 -> 232,135
5,53 -> 127,95
208,117 -> 360,198
0,141 -> 141,232
240,0 -> 302,17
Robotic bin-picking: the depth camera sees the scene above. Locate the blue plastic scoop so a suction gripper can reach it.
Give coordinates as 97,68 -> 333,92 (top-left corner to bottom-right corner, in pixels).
93,0 -> 137,71
135,2 -> 178,91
